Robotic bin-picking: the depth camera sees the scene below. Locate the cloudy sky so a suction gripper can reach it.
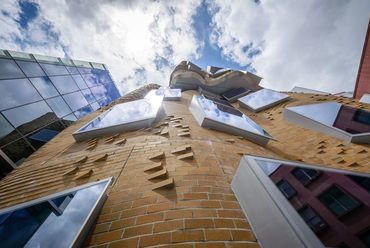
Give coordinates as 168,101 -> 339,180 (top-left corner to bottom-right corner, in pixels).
1,0 -> 369,95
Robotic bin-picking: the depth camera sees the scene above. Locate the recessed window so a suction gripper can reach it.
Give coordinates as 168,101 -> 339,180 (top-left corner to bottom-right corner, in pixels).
189,95 -> 272,146
0,178 -> 112,248
232,155 -> 370,248
238,88 -> 289,112
292,168 -> 321,186
222,87 -> 250,102
318,185 -> 360,218
284,102 -> 370,143
348,175 -> 370,193
73,96 -> 163,141
298,206 -> 327,233
276,179 -> 297,199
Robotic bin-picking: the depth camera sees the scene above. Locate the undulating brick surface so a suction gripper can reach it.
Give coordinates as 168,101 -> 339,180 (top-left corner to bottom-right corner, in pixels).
0,84 -> 369,247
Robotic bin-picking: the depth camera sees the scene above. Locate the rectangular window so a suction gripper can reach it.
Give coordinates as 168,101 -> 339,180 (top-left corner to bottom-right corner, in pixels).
40,63 -> 69,76
49,75 -> 79,94
63,91 -> 89,112
0,178 -> 112,248
277,179 -> 296,199
292,168 -> 321,186
318,185 -> 360,218
298,206 -> 327,233
238,88 -> 289,112
16,60 -> 45,77
30,77 -> 59,99
222,87 -> 250,102
0,58 -> 25,80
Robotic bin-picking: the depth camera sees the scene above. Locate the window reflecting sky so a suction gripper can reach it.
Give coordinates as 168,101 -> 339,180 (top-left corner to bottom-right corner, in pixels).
238,89 -> 289,111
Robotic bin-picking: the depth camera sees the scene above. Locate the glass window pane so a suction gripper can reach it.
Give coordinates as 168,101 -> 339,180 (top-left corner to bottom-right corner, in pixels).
0,114 -> 20,147
46,96 -> 72,118
61,113 -> 77,127
0,155 -> 14,179
60,58 -> 74,66
72,74 -> 88,89
66,66 -> 79,75
238,89 -> 289,112
40,63 -> 68,76
0,78 -> 42,110
27,121 -> 65,149
49,75 -> 79,94
82,73 -> 99,87
33,54 -> 59,63
8,50 -> 32,60
2,138 -> 34,165
0,58 -> 25,79
0,179 -> 109,248
73,60 -> 91,68
74,105 -> 93,119
30,77 -> 59,99
2,101 -> 57,135
81,89 -> 95,103
63,91 -> 89,111
77,67 -> 92,74
90,102 -> 100,111
16,61 -> 45,77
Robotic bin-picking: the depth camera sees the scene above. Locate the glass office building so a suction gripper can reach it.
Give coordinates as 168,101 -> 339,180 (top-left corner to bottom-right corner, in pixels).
0,49 -> 121,178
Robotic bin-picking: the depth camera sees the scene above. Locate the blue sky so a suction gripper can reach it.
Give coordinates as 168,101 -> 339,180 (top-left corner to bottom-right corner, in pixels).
1,0 -> 369,94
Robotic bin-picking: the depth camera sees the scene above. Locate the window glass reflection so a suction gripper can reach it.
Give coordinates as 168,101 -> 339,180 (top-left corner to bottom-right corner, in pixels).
90,102 -> 100,111
66,66 -> 79,74
49,75 -> 79,94
27,121 -> 65,149
77,67 -> 92,74
2,138 -> 35,165
0,180 -> 108,248
72,75 -> 88,89
0,155 -> 14,180
30,77 -> 59,99
81,89 -> 96,103
16,60 -> 45,77
2,101 -> 57,135
0,58 -> 25,79
40,63 -> 68,76
61,113 -> 77,127
256,158 -> 370,248
0,114 -> 20,147
63,91 -> 89,111
0,78 -> 42,110
238,88 -> 289,112
74,105 -> 93,119
46,97 -> 72,118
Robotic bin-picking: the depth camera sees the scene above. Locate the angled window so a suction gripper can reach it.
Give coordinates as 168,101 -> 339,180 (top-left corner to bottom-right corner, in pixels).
318,185 -> 360,218
0,178 -> 112,248
222,87 -> 250,102
238,88 -> 289,112
284,102 -> 370,143
73,96 -> 163,141
231,155 -> 370,248
189,95 -> 272,146
276,179 -> 296,199
292,168 -> 321,186
298,206 -> 327,233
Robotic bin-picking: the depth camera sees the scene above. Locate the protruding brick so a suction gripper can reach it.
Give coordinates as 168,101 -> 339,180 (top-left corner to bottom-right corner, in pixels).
178,132 -> 191,137
93,153 -> 108,162
147,168 -> 168,180
149,151 -> 165,160
177,152 -> 194,160
171,144 -> 192,154
115,138 -> 127,145
63,166 -> 79,176
75,156 -> 88,164
160,127 -> 169,136
143,162 -> 163,172
151,178 -> 174,190
75,169 -> 93,180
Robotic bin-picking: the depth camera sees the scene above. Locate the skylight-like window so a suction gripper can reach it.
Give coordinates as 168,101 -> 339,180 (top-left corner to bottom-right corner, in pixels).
284,102 -> 370,143
238,88 -> 289,112
232,155 -> 370,248
73,96 -> 164,141
0,178 -> 112,248
222,87 -> 250,102
189,95 -> 272,146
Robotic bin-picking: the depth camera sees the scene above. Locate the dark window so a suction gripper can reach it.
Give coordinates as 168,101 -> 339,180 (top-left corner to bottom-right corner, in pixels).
277,180 -> 296,199
0,78 -> 42,110
318,185 -> 360,217
16,60 -> 45,77
292,168 -> 321,186
39,63 -> 69,76
0,155 -> 14,179
30,77 -> 59,99
63,91 -> 89,111
49,75 -> 79,94
1,138 -> 35,165
298,206 -> 327,233
359,229 -> 370,247
0,58 -> 25,79
348,175 -> 370,193
27,121 -> 65,149
2,101 -> 57,134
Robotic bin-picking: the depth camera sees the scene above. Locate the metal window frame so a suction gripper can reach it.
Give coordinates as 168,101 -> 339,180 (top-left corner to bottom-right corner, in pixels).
231,155 -> 370,248
0,177 -> 113,248
284,102 -> 370,144
238,89 -> 290,112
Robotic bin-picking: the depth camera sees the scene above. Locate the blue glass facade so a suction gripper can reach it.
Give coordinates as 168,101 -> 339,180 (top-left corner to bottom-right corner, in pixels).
0,50 -> 121,178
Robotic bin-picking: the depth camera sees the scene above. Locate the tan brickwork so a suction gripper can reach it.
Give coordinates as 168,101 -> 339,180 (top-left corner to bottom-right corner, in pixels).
0,84 -> 369,247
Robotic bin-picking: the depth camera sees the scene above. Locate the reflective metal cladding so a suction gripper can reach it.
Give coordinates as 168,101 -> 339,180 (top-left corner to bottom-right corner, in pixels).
0,50 -> 121,178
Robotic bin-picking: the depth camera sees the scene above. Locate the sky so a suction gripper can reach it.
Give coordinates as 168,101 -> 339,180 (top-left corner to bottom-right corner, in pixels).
0,0 -> 369,95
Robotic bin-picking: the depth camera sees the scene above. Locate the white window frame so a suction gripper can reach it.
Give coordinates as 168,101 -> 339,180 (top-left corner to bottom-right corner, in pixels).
284,102 -> 370,144
189,95 -> 273,146
0,177 -> 112,248
232,155 -> 370,248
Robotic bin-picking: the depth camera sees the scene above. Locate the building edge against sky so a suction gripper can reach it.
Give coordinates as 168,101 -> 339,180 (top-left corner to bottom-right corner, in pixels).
0,49 -> 121,178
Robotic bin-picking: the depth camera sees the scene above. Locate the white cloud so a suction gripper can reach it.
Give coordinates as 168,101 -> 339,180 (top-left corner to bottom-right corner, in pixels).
0,0 -> 202,94
208,0 -> 370,93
